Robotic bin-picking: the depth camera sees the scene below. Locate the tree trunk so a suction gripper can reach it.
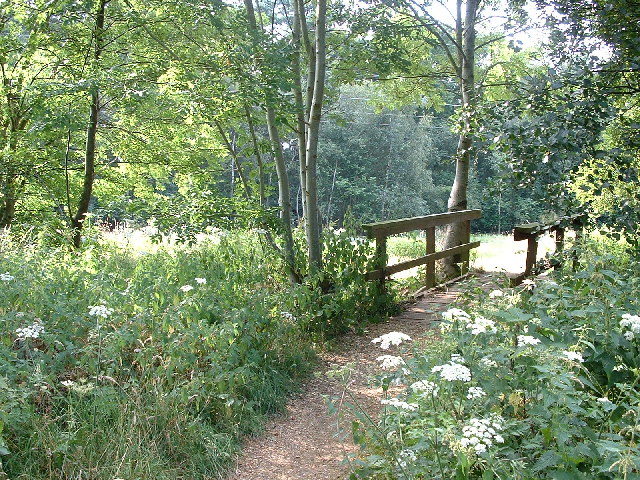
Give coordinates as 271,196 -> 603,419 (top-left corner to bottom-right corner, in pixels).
243,0 -> 300,282
301,0 -> 326,270
443,0 -> 477,276
71,0 -> 107,248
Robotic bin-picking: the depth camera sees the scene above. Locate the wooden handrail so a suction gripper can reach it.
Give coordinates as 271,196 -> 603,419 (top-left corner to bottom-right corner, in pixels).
362,209 -> 482,290
512,214 -> 587,285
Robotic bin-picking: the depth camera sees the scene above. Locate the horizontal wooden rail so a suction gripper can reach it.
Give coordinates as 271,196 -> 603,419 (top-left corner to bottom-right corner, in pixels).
363,209 -> 482,238
362,209 -> 482,291
366,241 -> 481,280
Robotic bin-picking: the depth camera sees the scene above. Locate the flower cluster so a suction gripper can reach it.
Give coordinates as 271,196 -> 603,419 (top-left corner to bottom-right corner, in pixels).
466,316 -> 497,335
562,350 -> 584,363
1,272 -> 15,281
517,335 -> 541,347
466,386 -> 486,400
489,289 -> 503,298
442,308 -> 470,322
620,313 -> 640,341
180,284 -> 194,292
479,356 -> 498,368
372,331 -> 411,350
410,380 -> 439,396
381,398 -> 418,411
460,415 -> 505,454
432,355 -> 471,382
280,311 -> 296,322
195,277 -> 207,285
377,355 -> 406,370
15,320 -> 44,340
88,305 -> 114,318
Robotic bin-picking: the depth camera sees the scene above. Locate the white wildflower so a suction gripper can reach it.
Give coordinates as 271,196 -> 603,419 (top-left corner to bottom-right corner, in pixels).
517,335 -> 541,347
479,356 -> 498,368
460,415 -> 505,455
180,284 -> 194,293
15,321 -> 45,340
410,380 -> 439,396
0,272 -> 15,281
397,449 -> 417,469
620,314 -> 640,340
466,316 -> 497,335
613,364 -> 628,372
597,397 -> 612,404
61,380 -> 75,388
380,398 -> 418,411
372,331 -> 411,350
15,312 -> 25,318
432,359 -> 471,382
442,308 -> 471,322
450,353 -> 465,363
333,228 -> 346,235
522,279 -> 535,290
377,355 -> 406,370
466,386 -> 486,400
562,350 -> 584,363
489,290 -> 503,298
280,311 -> 296,322
195,277 -> 207,285
88,305 -> 114,318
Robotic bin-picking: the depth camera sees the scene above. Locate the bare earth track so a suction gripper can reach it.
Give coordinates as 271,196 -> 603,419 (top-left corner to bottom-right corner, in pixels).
228,273 -> 503,480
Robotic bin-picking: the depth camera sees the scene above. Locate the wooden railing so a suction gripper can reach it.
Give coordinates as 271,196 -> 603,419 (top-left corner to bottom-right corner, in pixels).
512,214 -> 587,285
362,209 -> 482,291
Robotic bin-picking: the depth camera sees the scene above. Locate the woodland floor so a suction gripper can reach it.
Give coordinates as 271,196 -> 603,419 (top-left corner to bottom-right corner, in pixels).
227,272 -> 508,480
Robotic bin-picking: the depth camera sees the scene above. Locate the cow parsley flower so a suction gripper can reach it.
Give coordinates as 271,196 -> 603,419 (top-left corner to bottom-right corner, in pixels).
61,380 -> 75,388
466,316 -> 497,335
450,353 -> 465,363
15,320 -> 44,340
562,350 -> 584,363
372,331 -> 411,350
517,335 -> 541,346
410,380 -> 439,396
88,305 -> 114,318
180,284 -> 194,293
489,289 -> 503,298
195,277 -> 207,285
460,415 -> 505,454
479,356 -> 498,368
432,356 -> 471,382
381,398 -> 418,411
0,272 -> 15,281
397,449 -> 417,468
442,308 -> 471,322
377,355 -> 406,370
280,311 -> 296,322
467,386 -> 486,400
620,314 -> 640,341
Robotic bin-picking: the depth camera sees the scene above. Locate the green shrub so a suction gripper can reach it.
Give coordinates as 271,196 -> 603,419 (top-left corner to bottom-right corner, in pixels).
346,240 -> 640,479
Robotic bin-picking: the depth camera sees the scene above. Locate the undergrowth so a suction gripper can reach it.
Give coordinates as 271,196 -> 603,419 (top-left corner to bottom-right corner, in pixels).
0,227 -> 394,479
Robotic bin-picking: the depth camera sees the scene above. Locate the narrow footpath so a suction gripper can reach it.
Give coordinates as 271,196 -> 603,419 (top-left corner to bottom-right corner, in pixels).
228,273 -> 502,480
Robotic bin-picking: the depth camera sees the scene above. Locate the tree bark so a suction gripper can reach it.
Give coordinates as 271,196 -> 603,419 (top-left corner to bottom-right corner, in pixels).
72,0 -> 107,248
443,0 -> 477,275
301,0 -> 326,270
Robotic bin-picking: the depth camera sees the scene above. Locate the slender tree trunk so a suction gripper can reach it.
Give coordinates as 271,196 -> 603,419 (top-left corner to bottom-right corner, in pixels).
244,0 -> 300,282
301,0 -> 326,270
266,108 -> 299,283
72,0 -> 107,248
245,106 -> 266,206
443,0 -> 477,275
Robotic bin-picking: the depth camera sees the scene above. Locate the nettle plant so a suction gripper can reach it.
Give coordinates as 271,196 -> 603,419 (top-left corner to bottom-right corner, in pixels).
348,262 -> 640,479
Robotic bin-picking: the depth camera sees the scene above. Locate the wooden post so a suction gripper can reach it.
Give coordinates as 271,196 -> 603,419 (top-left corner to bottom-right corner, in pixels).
425,226 -> 436,288
460,219 -> 471,275
524,234 -> 538,276
554,226 -> 565,270
375,234 -> 387,293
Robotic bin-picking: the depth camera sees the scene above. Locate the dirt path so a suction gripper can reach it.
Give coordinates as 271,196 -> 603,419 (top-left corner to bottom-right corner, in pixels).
227,274 -> 503,480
